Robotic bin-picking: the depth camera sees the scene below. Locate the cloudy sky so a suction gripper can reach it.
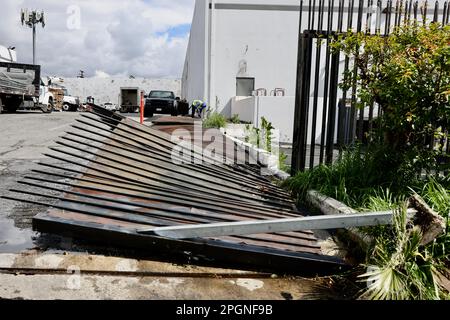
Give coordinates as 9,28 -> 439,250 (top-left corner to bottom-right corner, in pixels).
0,0 -> 195,78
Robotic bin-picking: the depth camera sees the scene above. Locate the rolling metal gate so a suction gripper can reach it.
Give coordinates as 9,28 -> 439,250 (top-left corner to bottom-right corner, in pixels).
292,0 -> 450,172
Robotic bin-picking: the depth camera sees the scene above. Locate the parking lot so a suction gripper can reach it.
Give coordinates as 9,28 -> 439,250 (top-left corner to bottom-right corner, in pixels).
0,110 -> 146,253
0,111 -> 346,300
0,111 -> 78,252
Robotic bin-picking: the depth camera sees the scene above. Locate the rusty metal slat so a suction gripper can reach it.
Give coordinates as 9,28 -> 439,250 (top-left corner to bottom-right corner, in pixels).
8,189 -> 210,227
89,111 -> 274,183
29,169 -> 300,217
64,130 -> 279,193
79,133 -> 289,198
19,180 -> 295,226
48,145 -> 294,208
2,194 -> 160,227
18,181 -> 228,223
78,115 -> 275,187
59,134 -> 291,199
19,182 -> 319,246
83,113 -> 223,165
34,163 -> 298,215
48,146 -> 269,205
7,189 -> 318,250
23,176 -> 303,220
217,235 -> 320,254
23,176 -> 317,241
72,120 -> 275,190
124,115 -> 276,181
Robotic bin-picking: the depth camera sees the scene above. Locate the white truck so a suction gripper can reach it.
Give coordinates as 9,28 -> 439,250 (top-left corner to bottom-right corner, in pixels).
62,88 -> 80,112
119,87 -> 140,113
48,76 -> 80,111
0,45 -> 54,113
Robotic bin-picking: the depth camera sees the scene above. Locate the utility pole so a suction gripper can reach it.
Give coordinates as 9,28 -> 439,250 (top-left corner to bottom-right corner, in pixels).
21,9 -> 45,65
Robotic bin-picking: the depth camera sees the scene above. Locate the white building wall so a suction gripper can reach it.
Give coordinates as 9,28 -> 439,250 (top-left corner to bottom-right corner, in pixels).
63,77 -> 181,105
212,1 -> 300,117
183,0 -> 405,144
183,0 -> 302,111
230,96 -> 256,123
232,96 -> 298,144
182,0 -> 209,103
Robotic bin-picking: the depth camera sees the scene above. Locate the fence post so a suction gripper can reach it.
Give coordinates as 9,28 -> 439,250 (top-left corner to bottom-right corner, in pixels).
326,45 -> 340,165
292,32 -> 313,173
140,91 -> 144,124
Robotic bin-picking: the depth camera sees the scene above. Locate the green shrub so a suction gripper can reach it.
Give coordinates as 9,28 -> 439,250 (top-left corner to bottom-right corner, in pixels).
230,114 -> 241,124
203,112 -> 227,129
283,148 -> 450,299
260,117 -> 274,153
278,151 -> 290,173
283,144 -> 420,208
331,23 -> 450,174
244,117 -> 275,152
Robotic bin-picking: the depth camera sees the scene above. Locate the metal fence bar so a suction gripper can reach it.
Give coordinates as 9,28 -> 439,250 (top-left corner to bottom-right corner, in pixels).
292,0 -> 448,173
356,0 -> 365,142
292,32 -> 314,172
138,211 -> 399,239
325,47 -> 341,164
433,0 -> 439,22
309,0 -> 326,169
319,0 -> 337,164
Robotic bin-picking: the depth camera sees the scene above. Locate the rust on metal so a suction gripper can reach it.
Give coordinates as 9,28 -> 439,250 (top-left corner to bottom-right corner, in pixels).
2,106 -> 347,275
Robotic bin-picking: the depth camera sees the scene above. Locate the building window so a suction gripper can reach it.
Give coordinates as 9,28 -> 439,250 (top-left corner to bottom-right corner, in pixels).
236,77 -> 255,97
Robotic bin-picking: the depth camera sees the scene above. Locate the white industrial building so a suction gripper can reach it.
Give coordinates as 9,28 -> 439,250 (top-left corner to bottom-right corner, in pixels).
181,0 -> 434,144
63,77 -> 181,106
182,0 -> 303,143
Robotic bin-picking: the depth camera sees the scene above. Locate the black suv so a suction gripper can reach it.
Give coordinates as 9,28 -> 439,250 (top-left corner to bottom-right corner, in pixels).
144,90 -> 177,117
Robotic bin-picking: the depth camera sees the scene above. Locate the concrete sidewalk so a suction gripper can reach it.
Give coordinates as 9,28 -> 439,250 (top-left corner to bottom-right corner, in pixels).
0,252 -> 339,300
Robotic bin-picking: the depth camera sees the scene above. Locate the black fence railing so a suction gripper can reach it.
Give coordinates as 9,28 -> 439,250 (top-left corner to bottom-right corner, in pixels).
292,0 -> 450,173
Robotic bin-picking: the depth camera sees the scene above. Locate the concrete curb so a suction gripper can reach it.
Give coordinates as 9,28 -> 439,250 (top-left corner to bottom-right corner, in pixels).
220,129 -> 290,180
306,190 -> 372,252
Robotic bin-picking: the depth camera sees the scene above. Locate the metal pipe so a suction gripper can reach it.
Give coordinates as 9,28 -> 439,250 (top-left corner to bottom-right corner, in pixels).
137,211 -> 413,239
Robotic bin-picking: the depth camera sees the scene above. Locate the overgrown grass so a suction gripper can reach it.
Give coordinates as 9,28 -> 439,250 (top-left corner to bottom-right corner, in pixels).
283,145 -> 420,208
229,114 -> 241,124
282,145 -> 450,299
419,179 -> 450,267
278,151 -> 290,173
203,112 -> 227,129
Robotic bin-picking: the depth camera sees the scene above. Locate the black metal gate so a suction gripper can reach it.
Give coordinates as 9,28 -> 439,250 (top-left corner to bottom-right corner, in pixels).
292,0 -> 450,173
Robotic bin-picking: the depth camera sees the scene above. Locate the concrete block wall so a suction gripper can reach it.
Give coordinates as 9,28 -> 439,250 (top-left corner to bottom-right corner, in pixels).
61,77 -> 181,105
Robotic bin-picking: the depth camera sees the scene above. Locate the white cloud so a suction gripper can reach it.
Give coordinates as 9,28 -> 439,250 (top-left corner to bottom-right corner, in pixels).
0,0 -> 195,78
94,70 -> 111,78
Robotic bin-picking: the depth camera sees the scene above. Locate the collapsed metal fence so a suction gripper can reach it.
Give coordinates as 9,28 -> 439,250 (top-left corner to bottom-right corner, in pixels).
1,106 -> 346,274
292,0 -> 450,172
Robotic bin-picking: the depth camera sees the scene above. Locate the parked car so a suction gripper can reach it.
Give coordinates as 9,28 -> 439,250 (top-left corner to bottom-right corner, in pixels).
102,102 -> 118,111
144,90 -> 178,117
